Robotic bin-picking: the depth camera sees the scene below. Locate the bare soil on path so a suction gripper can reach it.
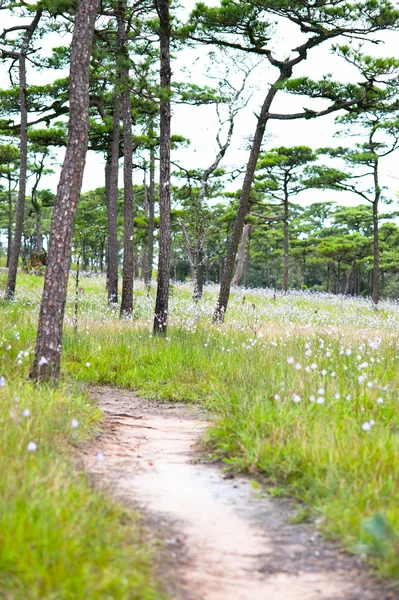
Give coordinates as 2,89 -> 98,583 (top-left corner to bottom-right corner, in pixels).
82,386 -> 396,600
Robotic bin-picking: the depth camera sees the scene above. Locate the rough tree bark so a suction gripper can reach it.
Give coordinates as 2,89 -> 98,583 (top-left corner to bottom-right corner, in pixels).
232,223 -> 251,286
282,187 -> 289,293
153,0 -> 171,334
4,9 -> 42,299
6,173 -> 13,267
141,172 -> 149,280
372,159 -> 380,305
119,1 -> 134,317
31,0 -> 99,382
145,136 -> 155,291
213,71 -> 286,320
107,90 -> 121,304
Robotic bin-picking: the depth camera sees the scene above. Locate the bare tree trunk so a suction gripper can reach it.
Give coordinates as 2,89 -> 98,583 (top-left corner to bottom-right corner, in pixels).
232,223 -> 251,286
282,194 -> 289,293
107,91 -> 120,304
119,2 -> 134,317
35,211 -> 42,253
195,244 -> 204,300
5,9 -> 42,299
372,161 -> 380,305
145,134 -> 155,291
153,0 -> 171,334
213,73 -> 285,321
6,174 -> 13,267
243,237 -> 250,287
141,172 -> 149,280
31,0 -> 99,382
303,253 -> 307,288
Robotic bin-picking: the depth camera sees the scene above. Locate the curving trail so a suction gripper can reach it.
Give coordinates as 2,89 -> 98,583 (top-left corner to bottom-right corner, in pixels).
83,387 -> 392,600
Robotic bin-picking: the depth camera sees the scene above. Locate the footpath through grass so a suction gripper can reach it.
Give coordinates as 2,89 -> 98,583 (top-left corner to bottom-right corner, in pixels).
3,272 -> 399,585
0,279 -> 163,599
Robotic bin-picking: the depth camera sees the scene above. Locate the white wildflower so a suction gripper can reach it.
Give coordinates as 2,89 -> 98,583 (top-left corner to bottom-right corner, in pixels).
27,441 -> 37,451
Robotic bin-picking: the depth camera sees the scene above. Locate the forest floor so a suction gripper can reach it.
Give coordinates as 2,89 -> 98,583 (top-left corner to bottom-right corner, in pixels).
83,386 -> 395,600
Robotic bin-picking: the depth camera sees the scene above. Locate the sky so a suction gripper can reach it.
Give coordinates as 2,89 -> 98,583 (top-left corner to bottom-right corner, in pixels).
0,1 -> 398,212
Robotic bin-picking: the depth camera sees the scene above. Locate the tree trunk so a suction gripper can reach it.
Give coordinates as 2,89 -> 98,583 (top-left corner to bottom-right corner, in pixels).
145,133 -> 155,291
119,2 -> 134,318
372,161 -> 380,305
195,246 -> 204,299
35,210 -> 42,253
107,90 -> 120,304
153,0 -> 171,334
232,223 -> 251,286
303,254 -> 307,288
6,174 -> 13,267
243,237 -> 250,288
141,172 -> 149,280
282,194 -> 289,293
213,73 -> 285,321
5,9 -> 42,299
31,0 -> 99,382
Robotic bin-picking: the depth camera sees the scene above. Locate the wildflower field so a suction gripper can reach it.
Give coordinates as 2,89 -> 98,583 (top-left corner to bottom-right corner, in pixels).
2,271 -> 399,595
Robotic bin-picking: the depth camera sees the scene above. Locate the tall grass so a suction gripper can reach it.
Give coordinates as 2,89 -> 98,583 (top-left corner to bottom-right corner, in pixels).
3,272 -> 399,579
0,275 -> 163,599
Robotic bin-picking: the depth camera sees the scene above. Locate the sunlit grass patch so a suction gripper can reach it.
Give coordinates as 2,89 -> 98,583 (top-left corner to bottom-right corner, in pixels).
3,273 -> 399,579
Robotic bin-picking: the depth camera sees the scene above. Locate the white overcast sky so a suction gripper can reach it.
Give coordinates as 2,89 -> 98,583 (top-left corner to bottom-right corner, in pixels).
1,1 -> 398,210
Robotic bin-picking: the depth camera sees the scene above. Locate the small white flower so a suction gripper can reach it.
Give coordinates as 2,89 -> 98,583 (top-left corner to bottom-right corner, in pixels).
287,356 -> 294,364
346,349 -> 352,356
305,366 -> 311,373
367,382 -> 373,389
274,394 -> 280,400
27,441 -> 37,451
292,394 -> 301,403
309,395 -> 316,402
317,396 -> 325,404
377,397 -> 384,404
22,409 -> 30,417
257,332 -> 264,338
321,369 -> 327,376
310,363 -> 318,370
71,418 -> 79,428
0,376 -> 5,387
326,351 -> 332,358
85,362 -> 91,368
305,349 -> 312,356
358,375 -> 366,384
362,422 -> 371,431
38,356 -> 48,366
335,393 -> 340,400
346,394 -> 352,400
295,363 -> 302,370
370,420 -> 375,426
318,388 -> 325,395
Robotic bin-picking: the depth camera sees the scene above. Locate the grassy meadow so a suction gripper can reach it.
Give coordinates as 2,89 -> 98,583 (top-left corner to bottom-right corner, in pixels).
2,269 -> 399,591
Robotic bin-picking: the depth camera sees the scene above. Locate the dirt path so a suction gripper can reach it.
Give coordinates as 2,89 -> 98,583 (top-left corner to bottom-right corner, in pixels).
82,387 -> 394,600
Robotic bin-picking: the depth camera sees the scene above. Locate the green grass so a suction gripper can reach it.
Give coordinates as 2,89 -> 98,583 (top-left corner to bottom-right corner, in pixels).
0,276 -> 164,599
3,272 -> 399,583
